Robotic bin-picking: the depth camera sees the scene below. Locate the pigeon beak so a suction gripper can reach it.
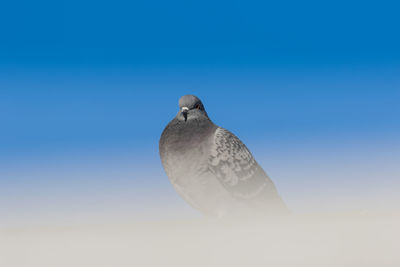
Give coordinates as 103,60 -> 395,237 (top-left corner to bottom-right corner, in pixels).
181,107 -> 189,122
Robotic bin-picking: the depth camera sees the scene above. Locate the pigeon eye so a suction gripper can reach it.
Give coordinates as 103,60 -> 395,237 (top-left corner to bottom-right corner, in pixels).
195,104 -> 201,110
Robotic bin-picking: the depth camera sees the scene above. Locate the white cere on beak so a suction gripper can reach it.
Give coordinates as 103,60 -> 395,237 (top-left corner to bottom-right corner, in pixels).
181,107 -> 189,112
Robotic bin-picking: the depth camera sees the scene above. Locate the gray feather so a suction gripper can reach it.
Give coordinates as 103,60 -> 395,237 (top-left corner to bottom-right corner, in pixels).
208,128 -> 275,199
159,95 -> 287,217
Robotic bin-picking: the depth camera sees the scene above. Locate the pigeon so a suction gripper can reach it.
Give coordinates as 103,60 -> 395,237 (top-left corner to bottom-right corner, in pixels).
159,95 -> 287,217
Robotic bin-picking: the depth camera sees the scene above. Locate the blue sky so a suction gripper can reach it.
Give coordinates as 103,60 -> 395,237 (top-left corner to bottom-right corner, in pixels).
0,0 -> 399,224
1,0 -> 400,66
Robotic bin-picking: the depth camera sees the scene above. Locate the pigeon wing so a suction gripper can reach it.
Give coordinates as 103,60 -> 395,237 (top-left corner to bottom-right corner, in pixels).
208,127 -> 278,200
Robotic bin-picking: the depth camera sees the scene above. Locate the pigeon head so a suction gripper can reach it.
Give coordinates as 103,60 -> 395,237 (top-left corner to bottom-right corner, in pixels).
177,95 -> 208,122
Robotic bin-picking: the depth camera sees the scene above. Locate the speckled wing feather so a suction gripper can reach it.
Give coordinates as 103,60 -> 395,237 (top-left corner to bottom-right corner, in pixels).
208,127 -> 278,200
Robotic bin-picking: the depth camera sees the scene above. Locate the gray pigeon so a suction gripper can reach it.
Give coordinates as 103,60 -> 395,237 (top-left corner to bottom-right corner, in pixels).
159,95 -> 287,217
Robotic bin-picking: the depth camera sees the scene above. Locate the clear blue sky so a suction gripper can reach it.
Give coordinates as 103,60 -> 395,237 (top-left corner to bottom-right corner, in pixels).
1,0 -> 400,66
0,0 -> 399,224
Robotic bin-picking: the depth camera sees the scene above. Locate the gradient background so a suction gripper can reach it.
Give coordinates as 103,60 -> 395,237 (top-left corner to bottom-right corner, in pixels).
1,0 -> 399,227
